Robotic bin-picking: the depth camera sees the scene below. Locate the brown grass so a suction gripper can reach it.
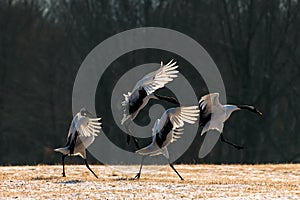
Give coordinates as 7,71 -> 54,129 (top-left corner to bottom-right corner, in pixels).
1,164 -> 299,199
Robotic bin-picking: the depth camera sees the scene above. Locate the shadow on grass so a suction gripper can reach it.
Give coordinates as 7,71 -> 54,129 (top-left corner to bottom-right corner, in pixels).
56,180 -> 84,184
113,177 -> 138,181
31,176 -> 58,181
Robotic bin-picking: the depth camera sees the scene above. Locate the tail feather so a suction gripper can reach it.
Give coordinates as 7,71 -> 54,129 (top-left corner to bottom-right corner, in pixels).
54,147 -> 69,155
136,144 -> 160,156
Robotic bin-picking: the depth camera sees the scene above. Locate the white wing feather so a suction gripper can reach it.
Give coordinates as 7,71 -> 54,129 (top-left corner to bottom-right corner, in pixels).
199,93 -> 223,111
169,106 -> 199,143
62,110 -> 102,152
168,106 -> 200,128
132,59 -> 179,95
199,93 -> 228,135
76,116 -> 102,137
157,106 -> 199,144
136,106 -> 199,156
171,128 -> 184,142
121,60 -> 179,125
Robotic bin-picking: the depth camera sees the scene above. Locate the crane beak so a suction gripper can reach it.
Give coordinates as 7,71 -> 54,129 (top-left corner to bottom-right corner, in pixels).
257,110 -> 263,116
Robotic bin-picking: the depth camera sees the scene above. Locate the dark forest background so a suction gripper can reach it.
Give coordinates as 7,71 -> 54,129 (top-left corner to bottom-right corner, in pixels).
0,0 -> 299,165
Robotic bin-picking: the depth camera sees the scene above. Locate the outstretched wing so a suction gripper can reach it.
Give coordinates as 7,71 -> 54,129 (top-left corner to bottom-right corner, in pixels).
76,115 -> 101,149
171,128 -> 184,143
64,111 -> 101,151
168,106 -> 200,128
133,59 -> 179,95
154,106 -> 199,147
199,93 -> 224,126
121,60 -> 179,125
168,106 -> 199,142
76,116 -> 102,137
199,93 -> 223,110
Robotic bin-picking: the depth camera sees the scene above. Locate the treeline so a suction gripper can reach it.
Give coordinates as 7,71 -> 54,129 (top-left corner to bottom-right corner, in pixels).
0,0 -> 299,165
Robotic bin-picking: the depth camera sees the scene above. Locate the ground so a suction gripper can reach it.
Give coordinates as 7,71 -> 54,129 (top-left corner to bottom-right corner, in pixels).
1,164 -> 299,199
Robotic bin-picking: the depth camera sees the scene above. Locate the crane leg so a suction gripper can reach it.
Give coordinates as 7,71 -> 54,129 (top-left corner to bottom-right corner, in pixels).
220,134 -> 244,150
134,156 -> 146,179
62,154 -> 67,177
168,161 -> 184,180
84,159 -> 98,178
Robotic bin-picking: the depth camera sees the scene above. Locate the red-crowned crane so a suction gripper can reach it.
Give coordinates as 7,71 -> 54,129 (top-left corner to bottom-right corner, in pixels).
134,106 -> 199,180
55,108 -> 101,178
199,93 -> 262,149
121,60 -> 179,148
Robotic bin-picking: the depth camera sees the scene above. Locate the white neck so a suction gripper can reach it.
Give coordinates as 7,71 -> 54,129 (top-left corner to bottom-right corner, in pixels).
224,105 -> 240,121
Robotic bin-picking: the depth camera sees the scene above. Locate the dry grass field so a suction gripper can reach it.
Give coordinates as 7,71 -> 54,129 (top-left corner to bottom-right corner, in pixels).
0,164 -> 299,199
